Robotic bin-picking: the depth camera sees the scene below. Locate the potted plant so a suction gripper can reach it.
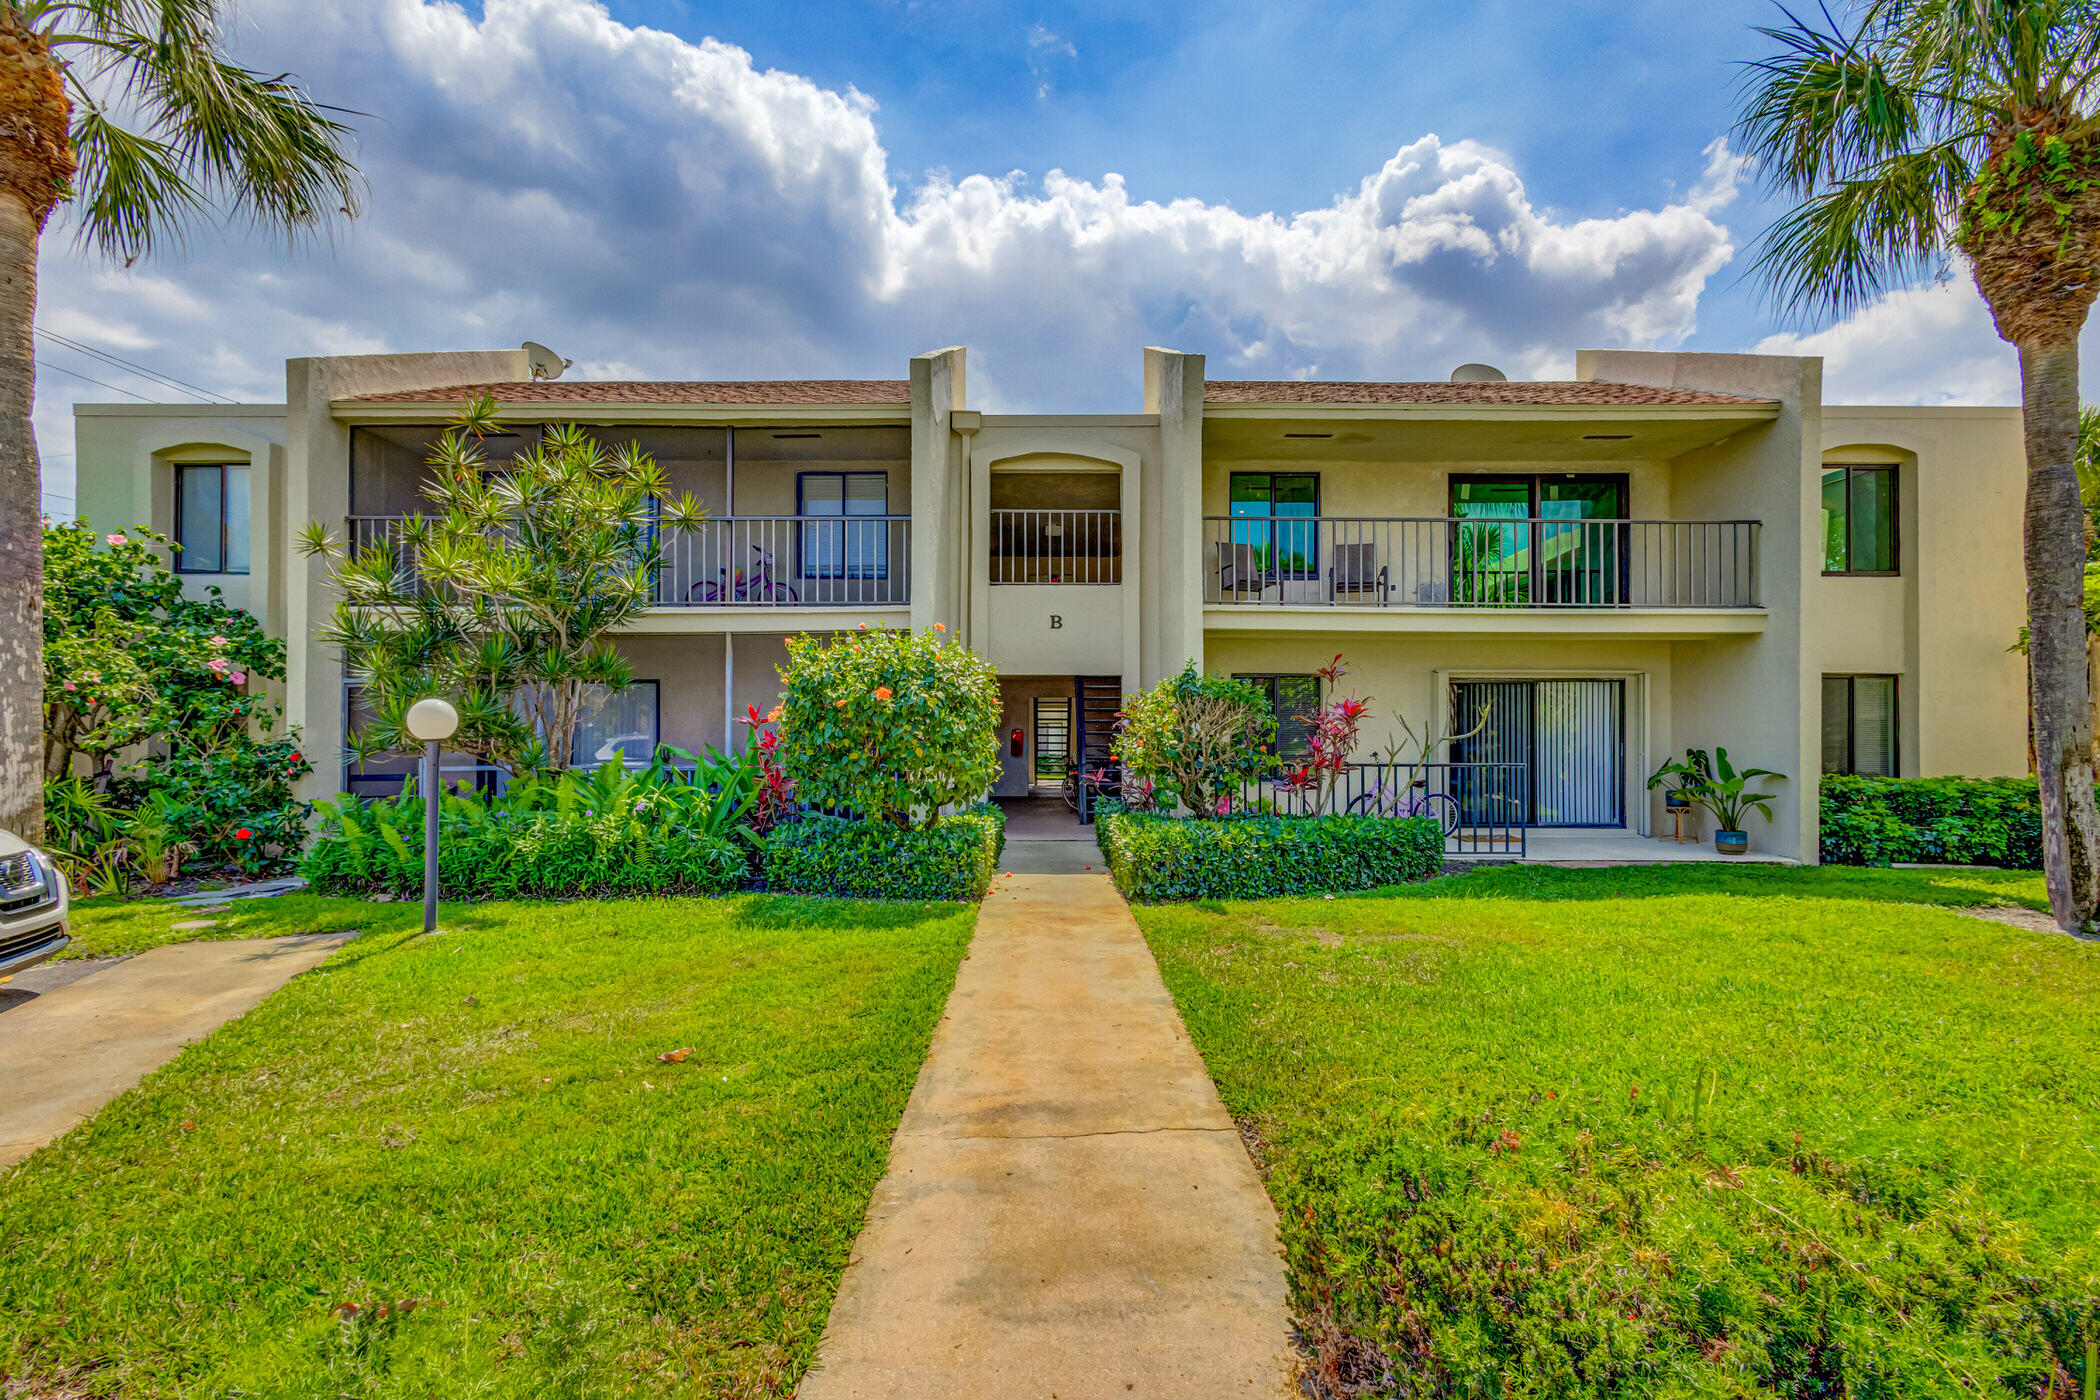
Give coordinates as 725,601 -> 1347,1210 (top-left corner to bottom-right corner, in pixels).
1655,748 -> 1784,854
1646,749 -> 1710,813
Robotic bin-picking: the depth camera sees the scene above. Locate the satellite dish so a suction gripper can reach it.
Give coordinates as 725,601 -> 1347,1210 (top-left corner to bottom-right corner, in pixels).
522,341 -> 572,380
1450,363 -> 1508,383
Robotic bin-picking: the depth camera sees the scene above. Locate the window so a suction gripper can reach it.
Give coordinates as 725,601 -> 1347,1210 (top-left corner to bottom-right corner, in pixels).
1821,464 -> 1897,574
1234,673 -> 1321,760
174,463 -> 250,574
1229,473 -> 1320,578
1449,474 -> 1628,605
1822,674 -> 1898,775
799,472 -> 888,579
575,681 -> 661,768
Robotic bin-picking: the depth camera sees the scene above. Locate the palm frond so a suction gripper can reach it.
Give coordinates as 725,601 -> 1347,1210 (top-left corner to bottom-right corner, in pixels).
1750,143 -> 1970,316
44,0 -> 360,260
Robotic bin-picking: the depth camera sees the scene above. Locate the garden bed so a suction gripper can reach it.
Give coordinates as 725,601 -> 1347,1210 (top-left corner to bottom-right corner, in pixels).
0,891 -> 976,1397
1134,863 -> 2096,1397
1095,805 -> 1443,902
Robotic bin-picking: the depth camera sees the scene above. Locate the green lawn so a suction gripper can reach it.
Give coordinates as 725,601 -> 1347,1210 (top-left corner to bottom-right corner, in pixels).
1,893 -> 975,1398
57,891 -> 427,959
1133,864 -> 2099,1399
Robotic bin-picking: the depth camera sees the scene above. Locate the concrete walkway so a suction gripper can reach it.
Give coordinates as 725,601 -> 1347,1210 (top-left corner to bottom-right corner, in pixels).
0,933 -> 354,1169
798,839 -> 1293,1399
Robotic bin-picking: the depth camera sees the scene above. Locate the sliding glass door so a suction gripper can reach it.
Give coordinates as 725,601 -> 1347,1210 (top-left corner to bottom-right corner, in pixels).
1450,475 -> 1627,605
1450,679 -> 1625,827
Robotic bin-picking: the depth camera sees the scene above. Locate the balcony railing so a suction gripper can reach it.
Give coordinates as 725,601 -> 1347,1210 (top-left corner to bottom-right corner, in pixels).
345,515 -> 912,608
990,509 -> 1121,584
1204,517 -> 1759,609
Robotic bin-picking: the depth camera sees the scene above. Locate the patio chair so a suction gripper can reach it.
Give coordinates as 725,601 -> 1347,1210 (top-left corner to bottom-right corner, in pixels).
1215,542 -> 1271,601
1327,542 -> 1389,603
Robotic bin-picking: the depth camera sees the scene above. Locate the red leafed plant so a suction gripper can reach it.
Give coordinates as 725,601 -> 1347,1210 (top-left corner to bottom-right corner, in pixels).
738,703 -> 796,835
1277,655 -> 1372,815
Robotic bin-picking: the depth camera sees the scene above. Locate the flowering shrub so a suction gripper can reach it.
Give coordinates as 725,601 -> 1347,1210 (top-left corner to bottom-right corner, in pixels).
43,519 -> 308,880
1111,663 -> 1274,818
775,624 -> 1000,827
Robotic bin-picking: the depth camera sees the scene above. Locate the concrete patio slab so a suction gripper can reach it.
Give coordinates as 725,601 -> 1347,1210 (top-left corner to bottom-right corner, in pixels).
0,932 -> 354,1169
797,865 -> 1293,1400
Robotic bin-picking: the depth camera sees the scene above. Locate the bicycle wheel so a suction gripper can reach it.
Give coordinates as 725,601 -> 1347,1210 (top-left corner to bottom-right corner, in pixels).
1062,763 -> 1080,811
1419,792 -> 1462,838
1347,788 -> 1383,817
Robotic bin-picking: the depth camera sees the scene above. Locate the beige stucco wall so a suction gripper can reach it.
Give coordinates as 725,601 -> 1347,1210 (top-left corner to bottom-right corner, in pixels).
73,404 -> 292,631
1813,408 -> 2026,779
1582,350 -> 1820,862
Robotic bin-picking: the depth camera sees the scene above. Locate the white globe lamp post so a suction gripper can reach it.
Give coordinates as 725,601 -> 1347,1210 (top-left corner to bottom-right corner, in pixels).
403,697 -> 460,933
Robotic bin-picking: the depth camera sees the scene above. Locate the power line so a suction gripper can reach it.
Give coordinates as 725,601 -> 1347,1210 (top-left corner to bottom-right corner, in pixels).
34,328 -> 238,403
35,358 -> 155,402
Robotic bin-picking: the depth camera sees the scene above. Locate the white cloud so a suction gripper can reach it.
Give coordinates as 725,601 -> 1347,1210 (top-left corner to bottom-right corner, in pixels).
1753,280 -> 2022,406
37,0 -> 1756,506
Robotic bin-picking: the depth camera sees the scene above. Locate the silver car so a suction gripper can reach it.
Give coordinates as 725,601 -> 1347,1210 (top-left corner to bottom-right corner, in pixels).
0,832 -> 70,976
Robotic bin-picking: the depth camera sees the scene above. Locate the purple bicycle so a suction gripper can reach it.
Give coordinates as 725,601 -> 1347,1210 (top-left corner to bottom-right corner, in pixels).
691,544 -> 799,604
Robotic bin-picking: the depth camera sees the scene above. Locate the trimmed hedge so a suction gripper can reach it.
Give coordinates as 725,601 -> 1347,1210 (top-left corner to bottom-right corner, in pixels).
1096,805 -> 1444,902
761,804 -> 1006,900
1820,775 -> 2044,868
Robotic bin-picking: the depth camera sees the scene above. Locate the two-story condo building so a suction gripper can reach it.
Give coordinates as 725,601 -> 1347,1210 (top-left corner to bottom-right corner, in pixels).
73,344 -> 2030,863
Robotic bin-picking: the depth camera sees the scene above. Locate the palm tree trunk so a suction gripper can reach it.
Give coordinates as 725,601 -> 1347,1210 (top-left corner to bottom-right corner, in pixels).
2020,339 -> 2099,931
0,194 -> 41,840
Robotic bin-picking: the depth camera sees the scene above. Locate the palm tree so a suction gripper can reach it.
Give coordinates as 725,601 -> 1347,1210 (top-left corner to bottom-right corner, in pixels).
0,1 -> 359,840
1738,0 -> 2100,930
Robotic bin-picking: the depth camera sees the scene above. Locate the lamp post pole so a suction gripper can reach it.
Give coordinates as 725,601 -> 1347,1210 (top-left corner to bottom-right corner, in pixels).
403,697 -> 460,936
422,738 -> 440,934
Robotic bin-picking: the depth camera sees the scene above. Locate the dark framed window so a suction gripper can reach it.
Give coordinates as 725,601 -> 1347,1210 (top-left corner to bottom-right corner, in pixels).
798,472 -> 888,579
1822,674 -> 1898,775
1234,673 -> 1322,760
575,681 -> 662,768
1228,473 -> 1320,579
174,462 -> 251,574
1821,464 -> 1897,574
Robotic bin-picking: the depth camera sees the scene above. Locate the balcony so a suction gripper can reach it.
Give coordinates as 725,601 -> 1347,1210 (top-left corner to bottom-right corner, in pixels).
346,514 -> 912,608
990,509 -> 1122,585
1202,516 -> 1759,611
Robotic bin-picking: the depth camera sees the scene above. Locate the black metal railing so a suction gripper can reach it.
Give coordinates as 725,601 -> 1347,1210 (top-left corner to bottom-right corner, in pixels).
990,508 -> 1122,584
345,515 -> 913,608
1204,516 -> 1759,609
1240,760 -> 1529,856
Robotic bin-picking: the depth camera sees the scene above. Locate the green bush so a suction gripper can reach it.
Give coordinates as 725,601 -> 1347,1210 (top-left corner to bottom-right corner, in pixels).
762,804 -> 1005,900
1096,804 -> 1443,902
1820,775 -> 2046,867
1112,662 -> 1274,816
776,625 -> 1001,826
302,759 -> 748,900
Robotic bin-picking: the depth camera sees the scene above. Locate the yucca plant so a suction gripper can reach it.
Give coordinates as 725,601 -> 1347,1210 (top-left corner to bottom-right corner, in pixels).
1738,0 -> 2100,928
0,0 -> 361,840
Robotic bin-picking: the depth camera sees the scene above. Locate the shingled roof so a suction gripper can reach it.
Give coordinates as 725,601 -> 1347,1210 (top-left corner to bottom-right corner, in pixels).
341,380 -> 913,406
1203,380 -> 1773,407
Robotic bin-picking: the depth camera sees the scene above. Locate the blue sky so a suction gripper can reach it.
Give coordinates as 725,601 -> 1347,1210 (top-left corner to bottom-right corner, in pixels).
36,0 -> 2063,512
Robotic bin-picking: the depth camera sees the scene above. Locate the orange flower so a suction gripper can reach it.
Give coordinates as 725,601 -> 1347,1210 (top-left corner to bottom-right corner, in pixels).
835,698 -> 848,709
932,622 -> 946,632
873,686 -> 893,701
766,703 -> 784,723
